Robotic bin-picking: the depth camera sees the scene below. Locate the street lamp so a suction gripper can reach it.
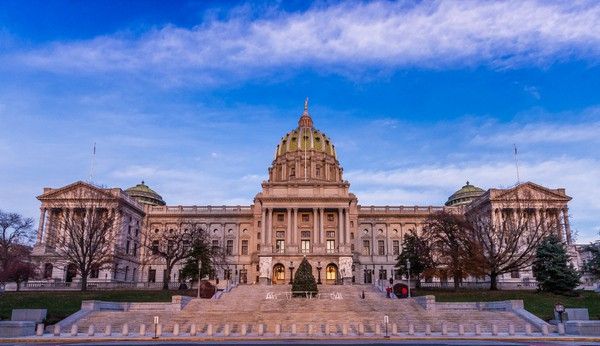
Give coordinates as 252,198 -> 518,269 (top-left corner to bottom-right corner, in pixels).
289,261 -> 295,285
316,261 -> 322,285
196,259 -> 202,299
406,259 -> 411,298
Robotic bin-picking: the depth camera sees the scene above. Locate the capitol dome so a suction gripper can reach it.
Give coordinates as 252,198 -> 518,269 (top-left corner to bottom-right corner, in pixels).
268,99 -> 342,183
445,181 -> 485,207
125,181 -> 166,206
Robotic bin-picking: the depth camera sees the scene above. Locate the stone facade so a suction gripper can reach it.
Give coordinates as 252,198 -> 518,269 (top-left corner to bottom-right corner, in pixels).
31,102 -> 574,287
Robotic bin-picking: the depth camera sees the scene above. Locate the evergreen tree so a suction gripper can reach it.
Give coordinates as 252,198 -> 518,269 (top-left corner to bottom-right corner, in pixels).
583,242 -> 600,280
291,257 -> 318,297
533,234 -> 581,294
395,231 -> 434,288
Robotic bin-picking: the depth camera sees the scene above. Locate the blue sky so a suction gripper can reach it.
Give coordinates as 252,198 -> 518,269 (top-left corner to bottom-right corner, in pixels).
0,0 -> 599,242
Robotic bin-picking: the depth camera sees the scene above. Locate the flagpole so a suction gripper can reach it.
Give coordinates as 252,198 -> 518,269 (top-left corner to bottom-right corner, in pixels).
513,143 -> 520,185
89,142 -> 96,184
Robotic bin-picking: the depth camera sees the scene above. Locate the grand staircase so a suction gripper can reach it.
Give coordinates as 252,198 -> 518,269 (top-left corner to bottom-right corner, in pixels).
71,284 -> 533,335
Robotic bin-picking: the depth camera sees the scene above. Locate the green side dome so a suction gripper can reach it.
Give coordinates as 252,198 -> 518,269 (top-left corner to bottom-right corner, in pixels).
445,181 -> 484,207
125,181 -> 166,206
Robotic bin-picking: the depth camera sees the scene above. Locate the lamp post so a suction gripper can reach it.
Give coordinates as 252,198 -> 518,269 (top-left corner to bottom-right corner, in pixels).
288,261 -> 295,285
317,261 -> 322,284
196,259 -> 202,299
406,259 -> 411,298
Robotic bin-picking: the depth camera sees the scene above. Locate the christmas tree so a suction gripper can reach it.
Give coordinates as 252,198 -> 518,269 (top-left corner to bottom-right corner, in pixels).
291,257 -> 318,297
533,234 -> 581,294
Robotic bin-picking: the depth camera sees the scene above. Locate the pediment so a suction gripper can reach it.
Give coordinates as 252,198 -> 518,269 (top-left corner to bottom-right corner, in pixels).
37,181 -> 116,201
492,182 -> 571,202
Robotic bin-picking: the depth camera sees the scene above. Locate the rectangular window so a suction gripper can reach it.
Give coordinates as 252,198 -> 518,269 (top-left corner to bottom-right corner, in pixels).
90,266 -> 99,279
326,231 -> 335,238
393,240 -> 400,255
257,244 -> 261,252
302,214 -> 309,222
275,239 -> 285,253
301,231 -> 311,238
316,167 -> 320,176
351,244 -> 355,252
301,240 -> 311,253
133,244 -> 137,256
276,231 -> 285,238
257,232 -> 261,240
277,214 -> 284,222
151,240 -> 159,255
378,240 -> 385,255
510,270 -> 520,278
327,213 -> 334,221
125,240 -> 130,254
350,232 -> 354,240
148,269 -> 156,283
241,240 -> 248,255
212,239 -> 219,250
326,239 -> 335,253
226,239 -> 233,255
363,240 -> 370,255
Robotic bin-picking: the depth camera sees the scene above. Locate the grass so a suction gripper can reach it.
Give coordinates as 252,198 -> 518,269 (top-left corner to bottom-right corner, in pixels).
2,289 -> 598,324
415,289 -> 600,321
0,290 -> 195,324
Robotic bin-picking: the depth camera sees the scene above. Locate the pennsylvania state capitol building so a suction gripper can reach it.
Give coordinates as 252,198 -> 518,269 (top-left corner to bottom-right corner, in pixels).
31,102 -> 574,287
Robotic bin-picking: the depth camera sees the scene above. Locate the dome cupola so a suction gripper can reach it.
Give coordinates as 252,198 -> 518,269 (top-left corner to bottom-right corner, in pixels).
125,181 -> 166,206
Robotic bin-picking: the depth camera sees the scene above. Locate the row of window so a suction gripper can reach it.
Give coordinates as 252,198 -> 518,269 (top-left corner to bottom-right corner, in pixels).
275,213 -> 337,222
361,240 -> 401,256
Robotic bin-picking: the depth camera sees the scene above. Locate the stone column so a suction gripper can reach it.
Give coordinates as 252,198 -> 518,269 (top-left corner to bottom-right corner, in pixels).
293,208 -> 298,246
37,208 -> 46,243
261,208 -> 266,246
338,208 -> 344,246
267,208 -> 272,247
313,208 -> 318,247
319,208 -> 325,245
563,208 -> 572,244
345,208 -> 351,247
287,208 -> 292,246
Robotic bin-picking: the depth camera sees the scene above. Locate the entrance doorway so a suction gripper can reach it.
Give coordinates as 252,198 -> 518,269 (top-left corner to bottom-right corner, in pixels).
272,263 -> 286,284
239,269 -> 248,284
364,269 -> 372,284
325,263 -> 338,284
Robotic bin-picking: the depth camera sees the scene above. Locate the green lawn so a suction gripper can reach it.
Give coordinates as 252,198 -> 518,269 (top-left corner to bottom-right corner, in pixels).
415,289 -> 600,321
0,290 -> 195,324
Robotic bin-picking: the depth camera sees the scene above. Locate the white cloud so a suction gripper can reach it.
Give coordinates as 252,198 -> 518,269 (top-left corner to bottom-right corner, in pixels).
8,1 -> 600,83
347,158 -> 600,242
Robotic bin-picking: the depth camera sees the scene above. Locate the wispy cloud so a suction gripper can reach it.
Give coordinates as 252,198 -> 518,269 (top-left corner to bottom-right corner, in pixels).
472,108 -> 600,145
5,1 -> 600,84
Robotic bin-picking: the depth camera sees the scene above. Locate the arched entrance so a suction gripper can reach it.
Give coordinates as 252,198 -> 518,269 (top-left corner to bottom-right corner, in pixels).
272,263 -> 286,284
325,263 -> 338,285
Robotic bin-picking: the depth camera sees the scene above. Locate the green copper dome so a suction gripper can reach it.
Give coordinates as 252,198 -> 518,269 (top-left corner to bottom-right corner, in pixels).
125,181 -> 166,206
274,99 -> 337,159
445,181 -> 485,207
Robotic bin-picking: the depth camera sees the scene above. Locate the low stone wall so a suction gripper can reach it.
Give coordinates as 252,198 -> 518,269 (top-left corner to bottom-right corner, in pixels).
0,321 -> 36,337
565,321 -> 600,336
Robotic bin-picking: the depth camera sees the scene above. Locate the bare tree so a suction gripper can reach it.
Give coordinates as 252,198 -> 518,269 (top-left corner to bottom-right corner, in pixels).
46,190 -> 118,291
466,194 -> 558,290
0,244 -> 36,291
0,210 -> 35,283
421,211 -> 477,290
142,224 -> 196,290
